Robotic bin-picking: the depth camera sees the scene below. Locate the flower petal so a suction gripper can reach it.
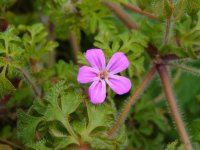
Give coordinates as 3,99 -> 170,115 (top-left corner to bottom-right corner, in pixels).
106,52 -> 129,74
85,49 -> 106,70
106,74 -> 131,95
77,66 -> 99,83
88,80 -> 106,104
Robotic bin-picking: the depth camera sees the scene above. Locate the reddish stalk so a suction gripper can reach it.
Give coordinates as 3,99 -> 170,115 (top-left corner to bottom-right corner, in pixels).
107,64 -> 156,137
102,1 -> 138,30
20,69 -> 42,98
121,3 -> 158,20
157,64 -> 193,150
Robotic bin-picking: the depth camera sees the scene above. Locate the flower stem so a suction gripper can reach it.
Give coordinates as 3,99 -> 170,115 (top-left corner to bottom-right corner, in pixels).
102,1 -> 138,30
157,64 -> 193,150
107,64 -> 156,137
121,3 -> 158,20
19,68 -> 42,98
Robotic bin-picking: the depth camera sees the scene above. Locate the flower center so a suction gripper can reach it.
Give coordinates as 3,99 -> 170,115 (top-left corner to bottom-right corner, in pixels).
99,70 -> 108,80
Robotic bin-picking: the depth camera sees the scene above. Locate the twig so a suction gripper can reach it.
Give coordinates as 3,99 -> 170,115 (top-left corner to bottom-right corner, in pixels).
102,1 -> 138,30
107,64 -> 156,137
19,68 -> 42,98
69,30 -> 81,64
157,64 -> 193,150
167,63 -> 200,76
121,3 -> 158,20
0,138 -> 23,150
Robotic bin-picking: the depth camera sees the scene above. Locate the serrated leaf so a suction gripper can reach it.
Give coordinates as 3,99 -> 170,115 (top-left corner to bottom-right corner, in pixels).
17,109 -> 43,144
27,140 -> 52,150
86,102 -> 115,133
0,73 -> 15,97
166,140 -> 178,150
53,136 -> 78,149
90,137 -> 114,149
72,119 -> 87,134
61,93 -> 81,115
174,0 -> 187,20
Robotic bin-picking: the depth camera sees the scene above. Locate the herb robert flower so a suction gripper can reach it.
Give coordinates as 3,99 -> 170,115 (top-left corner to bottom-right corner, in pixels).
77,49 -> 132,104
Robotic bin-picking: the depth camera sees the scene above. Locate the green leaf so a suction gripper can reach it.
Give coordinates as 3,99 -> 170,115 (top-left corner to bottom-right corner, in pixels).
21,23 -> 57,61
27,140 -> 52,150
53,136 -> 78,149
174,0 -> 187,20
166,140 -> 178,150
190,119 -> 200,142
0,73 -> 15,98
17,109 -> 43,144
86,102 -> 115,133
72,119 -> 87,135
61,93 -> 81,115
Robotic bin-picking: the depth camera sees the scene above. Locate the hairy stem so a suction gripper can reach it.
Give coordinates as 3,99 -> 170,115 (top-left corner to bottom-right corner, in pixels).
102,1 -> 138,30
19,68 -> 42,98
69,30 -> 80,64
107,65 -> 156,137
168,63 -> 200,76
157,64 -> 193,150
121,3 -> 158,20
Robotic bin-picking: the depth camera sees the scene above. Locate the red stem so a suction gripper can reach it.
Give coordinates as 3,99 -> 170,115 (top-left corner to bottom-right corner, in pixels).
102,1 -> 138,30
107,65 -> 156,137
121,3 -> 158,20
20,69 -> 42,98
157,64 -> 193,150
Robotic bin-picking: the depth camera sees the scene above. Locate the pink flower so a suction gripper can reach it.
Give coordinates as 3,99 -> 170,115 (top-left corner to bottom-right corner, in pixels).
77,49 -> 132,104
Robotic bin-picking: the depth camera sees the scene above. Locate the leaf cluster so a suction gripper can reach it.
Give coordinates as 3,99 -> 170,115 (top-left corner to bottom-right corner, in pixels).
17,81 -> 126,149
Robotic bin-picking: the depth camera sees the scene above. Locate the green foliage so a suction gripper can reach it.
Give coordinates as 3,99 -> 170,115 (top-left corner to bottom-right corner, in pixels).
0,0 -> 16,11
174,11 -> 200,58
0,26 -> 23,73
17,81 -> 125,149
17,109 -> 43,144
0,72 -> 15,97
166,140 -> 184,150
93,31 -> 148,77
127,96 -> 169,150
18,23 -> 58,61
